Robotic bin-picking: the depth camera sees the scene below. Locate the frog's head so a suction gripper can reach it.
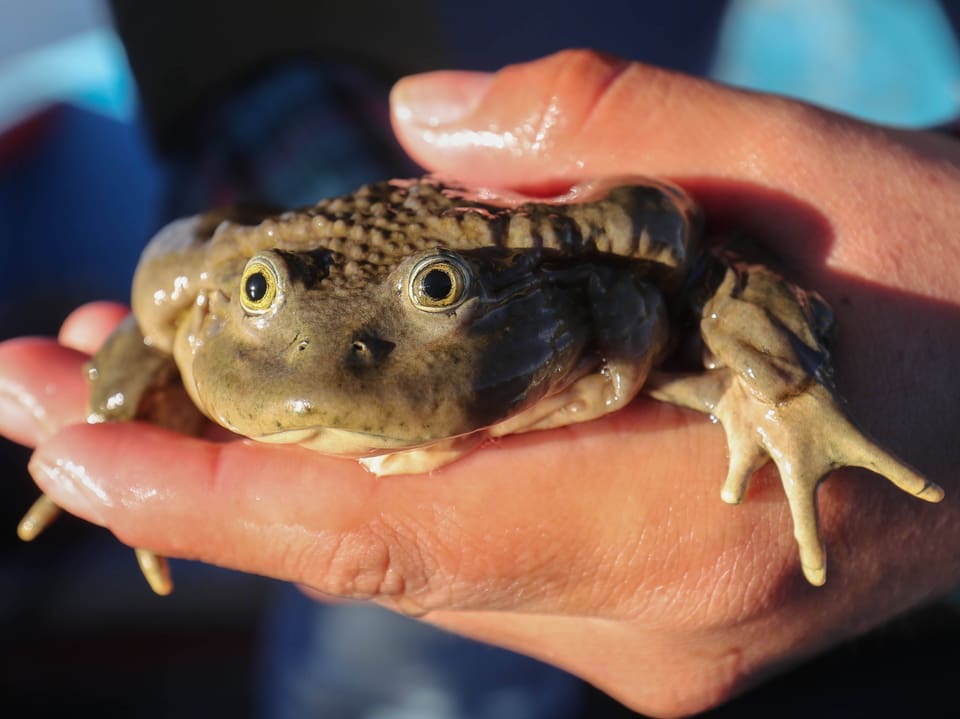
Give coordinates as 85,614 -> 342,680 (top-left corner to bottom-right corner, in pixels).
183,245 -> 588,455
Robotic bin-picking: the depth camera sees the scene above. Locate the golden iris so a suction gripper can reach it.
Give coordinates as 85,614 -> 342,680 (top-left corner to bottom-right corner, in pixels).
240,256 -> 280,314
410,257 -> 469,310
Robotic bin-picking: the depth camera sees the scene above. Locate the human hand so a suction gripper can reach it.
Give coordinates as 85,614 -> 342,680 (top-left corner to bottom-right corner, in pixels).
3,51 -> 960,716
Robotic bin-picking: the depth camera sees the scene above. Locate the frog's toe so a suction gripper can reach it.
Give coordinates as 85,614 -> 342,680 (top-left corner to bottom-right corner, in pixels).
837,432 -> 944,503
135,548 -> 173,596
17,493 -> 62,541
720,427 -> 768,505
647,369 -> 767,504
801,557 -> 827,587
778,465 -> 827,585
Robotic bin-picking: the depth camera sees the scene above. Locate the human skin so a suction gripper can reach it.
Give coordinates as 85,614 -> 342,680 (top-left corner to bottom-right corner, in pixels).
2,51 -> 960,716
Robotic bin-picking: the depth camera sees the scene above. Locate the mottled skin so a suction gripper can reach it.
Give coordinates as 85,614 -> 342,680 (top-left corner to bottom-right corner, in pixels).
127,181 -> 687,447
23,178 -> 942,592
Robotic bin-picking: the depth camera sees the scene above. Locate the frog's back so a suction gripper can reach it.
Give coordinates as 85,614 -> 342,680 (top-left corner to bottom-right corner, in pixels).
226,179 -> 700,274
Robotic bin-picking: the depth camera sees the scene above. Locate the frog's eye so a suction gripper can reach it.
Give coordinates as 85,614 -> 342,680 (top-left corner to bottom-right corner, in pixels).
240,255 -> 281,315
409,255 -> 471,311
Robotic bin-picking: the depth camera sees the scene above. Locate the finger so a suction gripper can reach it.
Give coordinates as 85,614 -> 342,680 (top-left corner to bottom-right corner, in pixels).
0,338 -> 91,446
390,50 -> 894,281
28,406 -> 768,617
390,50 -> 779,190
58,301 -> 129,354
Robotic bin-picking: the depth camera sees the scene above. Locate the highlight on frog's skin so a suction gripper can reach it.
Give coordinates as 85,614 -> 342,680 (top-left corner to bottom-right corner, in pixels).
17,178 -> 943,592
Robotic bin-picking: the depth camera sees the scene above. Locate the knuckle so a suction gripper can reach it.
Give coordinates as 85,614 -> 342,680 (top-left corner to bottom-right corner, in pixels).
545,47 -> 629,77
501,49 -> 641,156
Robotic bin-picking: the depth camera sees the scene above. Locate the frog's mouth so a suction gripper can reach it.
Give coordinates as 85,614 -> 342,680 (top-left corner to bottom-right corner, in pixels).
250,425 -> 453,457
252,424 -> 484,477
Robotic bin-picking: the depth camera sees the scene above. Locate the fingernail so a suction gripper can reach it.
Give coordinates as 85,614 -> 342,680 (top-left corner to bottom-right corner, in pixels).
28,452 -> 110,526
392,71 -> 494,127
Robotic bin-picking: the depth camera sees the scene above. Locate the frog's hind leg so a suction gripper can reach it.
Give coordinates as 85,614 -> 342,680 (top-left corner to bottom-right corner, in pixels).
91,318 -> 205,595
648,262 -> 943,585
18,494 -> 174,594
649,368 -> 941,585
18,315 -> 199,595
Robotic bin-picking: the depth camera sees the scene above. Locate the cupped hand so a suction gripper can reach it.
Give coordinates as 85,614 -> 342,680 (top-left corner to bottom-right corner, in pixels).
3,51 -> 960,717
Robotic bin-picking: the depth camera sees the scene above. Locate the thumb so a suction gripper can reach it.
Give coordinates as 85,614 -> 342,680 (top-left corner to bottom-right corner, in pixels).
390,50 -> 778,190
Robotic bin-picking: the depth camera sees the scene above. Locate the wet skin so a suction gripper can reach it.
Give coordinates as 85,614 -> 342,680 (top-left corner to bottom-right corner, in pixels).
23,177 -> 943,592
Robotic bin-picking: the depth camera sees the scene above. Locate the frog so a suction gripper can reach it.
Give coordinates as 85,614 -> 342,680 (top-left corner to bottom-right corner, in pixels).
18,178 -> 943,594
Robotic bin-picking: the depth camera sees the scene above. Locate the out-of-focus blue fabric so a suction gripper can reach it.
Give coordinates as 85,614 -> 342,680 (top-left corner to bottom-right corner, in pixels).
0,28 -> 134,131
0,27 -> 159,341
712,0 -> 960,125
0,104 -> 160,305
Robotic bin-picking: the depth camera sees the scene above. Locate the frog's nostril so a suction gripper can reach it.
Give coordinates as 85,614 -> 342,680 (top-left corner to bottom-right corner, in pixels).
348,333 -> 395,368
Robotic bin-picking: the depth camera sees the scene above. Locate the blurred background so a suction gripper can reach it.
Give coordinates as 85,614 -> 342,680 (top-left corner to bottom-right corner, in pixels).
2,1 -> 959,717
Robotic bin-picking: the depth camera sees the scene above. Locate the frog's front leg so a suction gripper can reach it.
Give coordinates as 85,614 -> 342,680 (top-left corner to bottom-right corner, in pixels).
19,315 -> 205,595
648,261 -> 943,585
492,268 -> 670,437
361,269 -> 670,477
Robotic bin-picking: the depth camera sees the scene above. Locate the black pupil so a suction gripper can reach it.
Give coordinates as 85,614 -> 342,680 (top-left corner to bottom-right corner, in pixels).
421,268 -> 453,301
245,271 -> 268,302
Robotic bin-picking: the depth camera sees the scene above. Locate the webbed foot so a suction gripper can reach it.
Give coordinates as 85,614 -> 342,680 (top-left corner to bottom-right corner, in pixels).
649,370 -> 943,585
